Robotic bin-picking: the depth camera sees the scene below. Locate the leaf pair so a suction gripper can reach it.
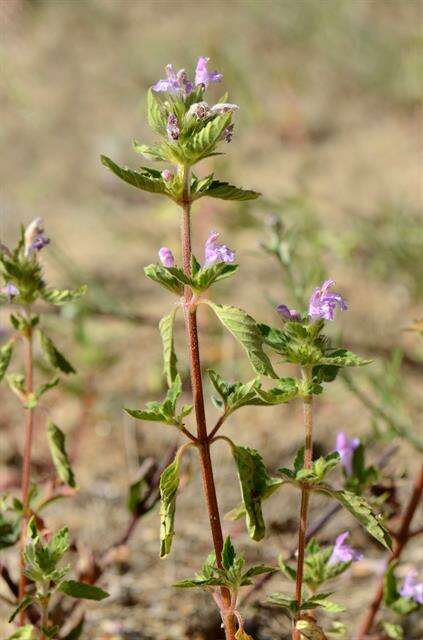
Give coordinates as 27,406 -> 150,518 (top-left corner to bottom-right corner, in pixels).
124,374 -> 192,428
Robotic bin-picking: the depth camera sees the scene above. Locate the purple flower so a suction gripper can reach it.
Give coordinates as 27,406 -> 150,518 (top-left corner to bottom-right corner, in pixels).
308,279 -> 347,321
195,56 -> 223,88
24,218 -> 50,257
335,432 -> 360,476
210,102 -> 239,115
329,532 -> 363,565
1,283 -> 19,301
166,114 -> 180,142
158,247 -> 175,268
276,304 -> 301,321
186,101 -> 211,120
152,64 -> 193,96
399,570 -> 423,604
204,231 -> 235,266
161,169 -> 174,182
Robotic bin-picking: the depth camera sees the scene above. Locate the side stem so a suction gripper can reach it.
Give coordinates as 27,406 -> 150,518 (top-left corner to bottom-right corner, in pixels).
19,317 -> 35,624
180,166 -> 237,640
357,462 -> 423,640
293,367 -> 313,640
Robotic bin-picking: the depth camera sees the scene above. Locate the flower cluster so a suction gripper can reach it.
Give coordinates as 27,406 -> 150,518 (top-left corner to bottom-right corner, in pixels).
276,278 -> 347,324
153,56 -> 222,96
158,231 -> 235,270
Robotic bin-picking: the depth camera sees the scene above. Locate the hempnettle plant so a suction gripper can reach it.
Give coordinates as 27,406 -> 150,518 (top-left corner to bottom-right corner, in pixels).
0,221 -> 108,640
101,57 -> 404,639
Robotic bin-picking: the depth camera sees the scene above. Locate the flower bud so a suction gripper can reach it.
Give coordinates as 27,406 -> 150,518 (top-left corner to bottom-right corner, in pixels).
24,217 -> 50,257
166,114 -> 180,141
210,102 -> 239,115
158,247 -> 175,268
161,169 -> 174,182
187,101 -> 211,120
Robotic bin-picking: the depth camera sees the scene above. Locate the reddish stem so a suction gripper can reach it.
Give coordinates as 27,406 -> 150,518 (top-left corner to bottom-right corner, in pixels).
18,323 -> 35,624
357,462 -> 423,640
180,166 -> 237,640
293,370 -> 313,640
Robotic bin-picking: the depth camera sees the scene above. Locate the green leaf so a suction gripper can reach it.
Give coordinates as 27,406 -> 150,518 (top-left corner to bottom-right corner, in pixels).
205,301 -> 277,377
222,536 -> 236,570
159,309 -> 178,387
41,285 -> 87,305
8,596 -> 34,623
101,155 -> 167,195
0,512 -> 20,549
124,375 -> 190,428
147,88 -> 167,135
0,339 -> 13,382
193,262 -> 239,291
318,349 -> 372,368
200,179 -> 260,201
39,330 -> 76,374
230,444 -> 281,541
144,263 -> 184,296
47,422 -> 76,488
40,626 -> 60,639
382,623 -> 404,639
185,113 -> 232,163
36,377 -> 60,399
159,457 -> 180,557
58,580 -> 109,600
6,372 -> 27,401
317,485 -> 392,549
5,626 -> 37,640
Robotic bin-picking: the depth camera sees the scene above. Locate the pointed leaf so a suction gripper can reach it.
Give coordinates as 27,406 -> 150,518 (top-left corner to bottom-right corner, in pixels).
5,626 -> 37,640
144,264 -> 184,296
39,330 -> 76,374
8,596 -> 34,623
159,457 -> 180,557
0,339 -> 13,382
159,309 -> 178,387
58,580 -> 109,600
47,422 -> 76,488
201,179 -> 260,201
206,301 -> 277,377
101,155 -> 167,195
41,285 -> 87,305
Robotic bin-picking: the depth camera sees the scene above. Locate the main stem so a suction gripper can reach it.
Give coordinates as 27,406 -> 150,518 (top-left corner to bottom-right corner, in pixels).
180,166 -> 237,640
19,316 -> 35,624
293,367 -> 313,640
357,462 -> 423,640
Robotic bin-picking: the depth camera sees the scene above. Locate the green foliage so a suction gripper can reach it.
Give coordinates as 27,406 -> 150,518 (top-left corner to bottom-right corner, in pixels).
268,589 -> 343,616
5,625 -> 37,640
279,450 -> 340,485
174,535 -> 274,589
208,369 -> 297,415
206,301 -> 277,377
193,177 -> 260,201
317,485 -> 392,549
228,444 -> 282,541
147,88 -> 167,135
41,285 -> 87,305
58,580 -> 109,601
144,263 -> 184,296
124,374 -> 192,429
0,339 -> 14,382
382,622 -> 404,639
344,443 -> 378,493
0,509 -> 21,550
184,113 -> 232,164
47,422 -> 76,488
39,330 -> 76,374
159,309 -> 179,387
101,155 -> 168,196
159,457 -> 181,557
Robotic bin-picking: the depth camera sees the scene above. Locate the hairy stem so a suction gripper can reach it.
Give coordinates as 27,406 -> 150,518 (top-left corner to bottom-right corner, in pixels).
19,315 -> 35,624
293,367 -> 313,640
180,165 -> 237,640
357,462 -> 423,640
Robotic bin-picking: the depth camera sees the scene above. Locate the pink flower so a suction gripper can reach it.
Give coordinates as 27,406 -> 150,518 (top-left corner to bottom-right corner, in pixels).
204,231 -> 235,266
329,532 -> 363,565
161,169 -> 174,182
400,570 -> 423,604
335,432 -> 360,475
195,56 -> 223,88
158,247 -> 175,268
308,279 -> 347,321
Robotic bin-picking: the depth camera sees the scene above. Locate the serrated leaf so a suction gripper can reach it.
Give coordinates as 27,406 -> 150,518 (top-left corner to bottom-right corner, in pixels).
47,422 -> 76,488
206,301 -> 277,377
159,457 -> 180,557
58,580 -> 108,600
230,444 -> 280,541
36,377 -> 60,399
193,262 -> 239,291
147,88 -> 167,134
317,485 -> 392,549
0,339 -> 13,382
159,309 -> 178,387
318,349 -> 371,368
39,330 -> 76,374
201,179 -> 260,201
185,113 -> 232,163
101,155 -> 167,194
41,285 -> 87,305
144,263 -> 184,296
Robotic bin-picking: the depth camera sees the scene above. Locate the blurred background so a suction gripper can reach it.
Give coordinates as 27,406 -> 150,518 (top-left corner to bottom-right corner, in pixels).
1,1 -> 422,638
